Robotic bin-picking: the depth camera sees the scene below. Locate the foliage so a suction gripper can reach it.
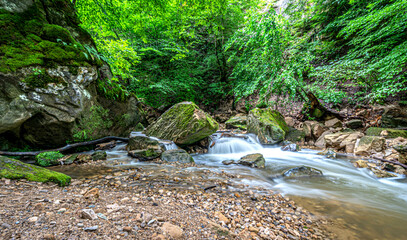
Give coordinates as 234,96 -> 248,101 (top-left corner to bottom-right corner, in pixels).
73,105 -> 113,142
35,151 -> 64,167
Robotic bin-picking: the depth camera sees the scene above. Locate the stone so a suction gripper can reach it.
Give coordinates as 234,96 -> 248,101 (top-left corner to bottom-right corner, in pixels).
128,149 -> 162,161
312,123 -> 325,139
283,166 -> 323,178
354,136 -> 386,156
83,188 -> 99,199
324,131 -> 364,153
285,129 -> 306,143
222,160 -> 235,165
381,104 -> 407,128
394,143 -> 407,164
81,209 -> 98,220
317,149 -> 337,158
281,143 -> 300,152
215,212 -> 230,224
161,149 -> 194,163
91,151 -> 107,161
354,160 -> 368,168
28,217 -> 38,223
43,234 -> 56,240
284,117 -> 295,127
237,153 -> 265,168
144,102 -> 219,145
247,108 -> 289,144
324,118 -> 342,128
84,225 -> 98,231
161,222 -> 183,239
95,141 -> 116,150
225,115 -> 247,130
346,119 -> 364,129
366,127 -> 407,139
127,135 -> 164,152
314,130 -> 334,149
123,226 -> 133,232
35,151 -> 64,167
76,154 -> 93,164
0,156 -> 71,186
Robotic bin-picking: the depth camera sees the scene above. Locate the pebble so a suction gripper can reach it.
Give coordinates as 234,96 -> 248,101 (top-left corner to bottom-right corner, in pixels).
28,217 -> 38,223
81,209 -> 98,220
161,222 -> 184,239
123,226 -> 132,232
97,213 -> 108,220
84,225 -> 98,231
43,234 -> 56,240
57,208 -> 67,213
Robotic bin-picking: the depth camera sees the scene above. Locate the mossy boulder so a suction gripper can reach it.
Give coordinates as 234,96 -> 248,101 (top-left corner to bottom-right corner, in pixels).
225,115 -> 247,130
247,108 -> 289,144
366,127 -> 407,139
285,128 -> 306,142
128,149 -> 162,161
0,155 -> 71,186
354,136 -> 386,156
35,151 -> 64,167
144,102 -> 219,145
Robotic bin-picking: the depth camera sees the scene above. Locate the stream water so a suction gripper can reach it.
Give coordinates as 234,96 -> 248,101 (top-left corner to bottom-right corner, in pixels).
54,132 -> 407,240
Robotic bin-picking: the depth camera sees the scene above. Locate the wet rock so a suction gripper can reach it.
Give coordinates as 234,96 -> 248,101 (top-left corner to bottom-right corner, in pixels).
161,149 -> 194,163
161,222 -> 184,239
281,143 -> 300,152
144,102 -> 219,145
127,135 -> 165,152
225,115 -> 247,130
285,129 -> 306,143
354,136 -> 386,156
81,209 -> 98,220
91,151 -> 107,161
370,168 -> 397,178
314,130 -> 334,149
346,119 -> 364,129
324,131 -> 364,153
354,160 -> 368,168
222,160 -> 235,165
283,166 -> 323,178
238,153 -> 265,168
324,118 -> 342,128
128,149 -> 162,161
317,149 -> 337,158
76,154 -> 93,164
247,108 -> 289,144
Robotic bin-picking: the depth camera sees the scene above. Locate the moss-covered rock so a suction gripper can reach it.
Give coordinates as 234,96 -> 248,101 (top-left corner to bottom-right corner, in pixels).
237,153 -> 265,168
285,128 -> 306,142
247,108 -> 289,144
161,149 -> 194,163
0,155 -> 71,186
225,115 -> 247,130
35,151 -> 64,167
366,127 -> 407,139
144,102 -> 219,145
354,136 -> 386,156
128,149 -> 162,161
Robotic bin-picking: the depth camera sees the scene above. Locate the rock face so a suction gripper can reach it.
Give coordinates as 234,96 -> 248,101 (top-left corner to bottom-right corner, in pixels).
0,0 -> 145,150
161,149 -> 194,163
144,102 -> 219,146
0,156 -> 71,186
247,108 -> 289,144
237,153 -> 265,168
225,115 -> 247,130
324,131 -> 364,153
354,136 -> 386,156
283,166 -> 323,178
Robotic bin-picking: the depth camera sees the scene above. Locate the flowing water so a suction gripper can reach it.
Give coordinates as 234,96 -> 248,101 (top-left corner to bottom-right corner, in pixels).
53,132 -> 407,239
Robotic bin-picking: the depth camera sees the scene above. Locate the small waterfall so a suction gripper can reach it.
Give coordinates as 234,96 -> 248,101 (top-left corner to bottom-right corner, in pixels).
208,132 -> 263,154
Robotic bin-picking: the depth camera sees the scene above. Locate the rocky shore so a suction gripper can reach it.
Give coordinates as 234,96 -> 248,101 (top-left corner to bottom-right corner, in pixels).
0,161 -> 333,240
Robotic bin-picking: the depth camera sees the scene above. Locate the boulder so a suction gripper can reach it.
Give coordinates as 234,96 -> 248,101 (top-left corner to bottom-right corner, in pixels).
324,118 -> 342,128
394,144 -> 407,164
285,129 -> 306,142
127,135 -> 165,152
237,153 -> 265,168
381,104 -> 407,128
144,102 -> 218,145
128,149 -> 162,161
314,130 -> 334,149
0,156 -> 71,186
161,222 -> 184,239
225,115 -> 247,130
366,127 -> 407,139
324,131 -> 364,153
222,160 -> 235,165
354,136 -> 386,156
281,143 -> 300,152
312,123 -> 325,139
161,149 -> 194,163
247,108 -> 289,144
35,151 -> 64,167
317,149 -> 337,158
346,119 -> 364,129
283,166 -> 323,178
284,117 -> 295,127
0,1 -> 146,149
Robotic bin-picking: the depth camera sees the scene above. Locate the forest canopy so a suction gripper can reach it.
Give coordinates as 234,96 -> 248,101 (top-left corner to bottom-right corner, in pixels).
74,0 -> 407,108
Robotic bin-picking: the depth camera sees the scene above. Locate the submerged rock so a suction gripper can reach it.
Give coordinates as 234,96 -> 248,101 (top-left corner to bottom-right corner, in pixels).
144,102 -> 219,146
283,166 -> 323,178
317,149 -> 337,158
247,108 -> 289,144
127,135 -> 164,152
92,151 -> 107,161
161,149 -> 194,163
0,156 -> 71,186
225,115 -> 247,130
128,149 -> 162,161
222,160 -> 235,165
281,143 -> 300,152
237,153 -> 265,168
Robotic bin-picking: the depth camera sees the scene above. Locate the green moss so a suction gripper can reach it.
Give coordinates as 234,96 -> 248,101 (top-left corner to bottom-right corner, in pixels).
285,128 -> 306,142
41,24 -> 76,44
23,69 -> 65,88
0,156 -> 71,186
35,151 -> 64,167
248,108 -> 289,144
366,127 -> 407,138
